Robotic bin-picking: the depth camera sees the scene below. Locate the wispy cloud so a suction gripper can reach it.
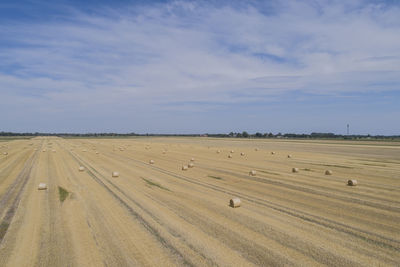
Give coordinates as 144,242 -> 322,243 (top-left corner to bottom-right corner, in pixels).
0,0 -> 399,133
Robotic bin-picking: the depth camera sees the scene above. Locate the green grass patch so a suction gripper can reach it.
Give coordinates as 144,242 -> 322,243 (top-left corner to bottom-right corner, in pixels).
58,186 -> 69,202
311,163 -> 353,169
208,175 -> 223,180
142,178 -> 170,191
257,170 -> 281,176
361,163 -> 387,167
0,222 -> 10,240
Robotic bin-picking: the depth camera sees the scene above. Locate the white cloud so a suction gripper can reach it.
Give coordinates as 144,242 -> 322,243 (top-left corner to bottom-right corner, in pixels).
0,0 -> 399,132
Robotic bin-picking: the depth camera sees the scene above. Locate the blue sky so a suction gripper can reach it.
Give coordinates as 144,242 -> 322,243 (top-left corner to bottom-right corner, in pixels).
0,0 -> 399,135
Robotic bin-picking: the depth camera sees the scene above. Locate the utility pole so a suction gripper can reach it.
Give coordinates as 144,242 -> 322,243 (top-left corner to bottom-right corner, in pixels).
347,124 -> 349,135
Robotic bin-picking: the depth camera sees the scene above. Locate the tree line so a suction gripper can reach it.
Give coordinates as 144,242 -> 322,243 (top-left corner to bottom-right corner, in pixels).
1,131 -> 399,140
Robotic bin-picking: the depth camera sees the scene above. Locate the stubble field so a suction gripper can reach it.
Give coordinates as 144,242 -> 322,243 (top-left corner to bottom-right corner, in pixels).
0,137 -> 399,266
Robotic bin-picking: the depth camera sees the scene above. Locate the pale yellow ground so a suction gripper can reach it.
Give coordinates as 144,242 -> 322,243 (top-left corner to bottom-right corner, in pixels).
0,137 -> 399,266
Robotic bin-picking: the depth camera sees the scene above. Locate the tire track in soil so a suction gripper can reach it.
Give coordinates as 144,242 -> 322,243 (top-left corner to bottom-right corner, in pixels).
100,150 -> 400,252
0,149 -> 38,244
67,149 -> 199,267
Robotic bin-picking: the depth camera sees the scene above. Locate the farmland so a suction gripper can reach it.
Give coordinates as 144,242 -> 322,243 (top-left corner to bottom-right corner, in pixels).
0,137 -> 399,266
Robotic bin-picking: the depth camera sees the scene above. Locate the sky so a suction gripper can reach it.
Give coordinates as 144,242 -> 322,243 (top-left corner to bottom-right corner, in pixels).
0,0 -> 399,135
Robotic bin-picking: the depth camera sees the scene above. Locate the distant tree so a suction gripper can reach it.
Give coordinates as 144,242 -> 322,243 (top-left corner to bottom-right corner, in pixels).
255,132 -> 262,138
242,131 -> 249,138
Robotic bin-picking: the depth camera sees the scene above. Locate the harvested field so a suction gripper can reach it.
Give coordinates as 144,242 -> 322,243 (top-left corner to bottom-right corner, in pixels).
0,136 -> 399,266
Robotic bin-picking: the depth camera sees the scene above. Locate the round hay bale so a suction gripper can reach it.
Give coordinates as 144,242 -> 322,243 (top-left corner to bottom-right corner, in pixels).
3,152 -> 8,155
228,154 -> 233,158
149,160 -> 155,164
42,149 -> 46,152
190,158 -> 195,162
287,155 -> 292,158
348,179 -> 357,186
249,170 -> 256,176
230,197 -> 241,208
112,171 -> 119,177
95,151 -> 99,154
38,183 -> 47,190
230,150 -> 234,153
292,167 -> 299,173
188,162 -> 194,168
325,170 -> 333,175
182,165 -> 188,171
216,150 -> 221,154
271,151 -> 275,155
240,152 -> 245,156
162,151 -> 166,154
82,149 -> 87,152
52,150 -> 56,152
78,166 -> 85,172
255,148 -> 259,151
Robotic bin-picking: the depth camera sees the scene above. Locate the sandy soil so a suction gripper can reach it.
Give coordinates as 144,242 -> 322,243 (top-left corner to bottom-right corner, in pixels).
0,137 -> 399,266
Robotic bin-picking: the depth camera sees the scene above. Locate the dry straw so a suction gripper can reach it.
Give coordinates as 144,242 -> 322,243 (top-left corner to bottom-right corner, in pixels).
230,197 -> 241,208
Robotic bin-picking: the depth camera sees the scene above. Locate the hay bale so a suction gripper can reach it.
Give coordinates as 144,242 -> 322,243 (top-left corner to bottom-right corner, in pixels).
240,152 -> 245,156
228,154 -> 233,158
271,151 -> 275,155
149,160 -> 155,164
52,150 -> 56,152
292,167 -> 299,173
188,162 -> 194,168
325,170 -> 333,175
348,179 -> 357,186
216,150 -> 221,154
3,152 -> 8,155
78,166 -> 85,172
42,149 -> 46,152
230,197 -> 241,208
38,183 -> 47,190
230,150 -> 234,153
287,154 -> 292,158
82,149 -> 87,152
249,170 -> 256,176
95,151 -> 99,154
190,158 -> 195,162
255,148 -> 259,151
112,171 -> 119,177
182,165 -> 188,171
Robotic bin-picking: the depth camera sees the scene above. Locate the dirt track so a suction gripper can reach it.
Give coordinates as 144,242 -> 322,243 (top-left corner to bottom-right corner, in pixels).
0,137 -> 399,266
